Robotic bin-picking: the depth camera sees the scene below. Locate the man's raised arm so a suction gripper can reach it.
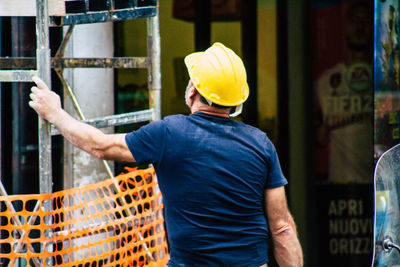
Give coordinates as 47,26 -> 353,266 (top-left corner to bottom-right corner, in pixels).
265,186 -> 303,267
29,76 -> 135,162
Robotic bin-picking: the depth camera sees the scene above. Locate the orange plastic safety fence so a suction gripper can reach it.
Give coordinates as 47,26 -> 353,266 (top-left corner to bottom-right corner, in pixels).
0,167 -> 169,267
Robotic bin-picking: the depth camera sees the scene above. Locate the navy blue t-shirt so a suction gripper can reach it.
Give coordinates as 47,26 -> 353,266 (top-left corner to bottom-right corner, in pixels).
125,112 -> 287,267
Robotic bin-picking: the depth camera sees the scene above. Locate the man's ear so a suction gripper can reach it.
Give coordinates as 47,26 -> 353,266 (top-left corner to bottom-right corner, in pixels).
187,86 -> 198,107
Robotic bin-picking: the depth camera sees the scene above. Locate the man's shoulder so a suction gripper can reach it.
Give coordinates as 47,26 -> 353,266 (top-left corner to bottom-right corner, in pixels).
236,120 -> 268,137
161,114 -> 270,143
162,114 -> 187,122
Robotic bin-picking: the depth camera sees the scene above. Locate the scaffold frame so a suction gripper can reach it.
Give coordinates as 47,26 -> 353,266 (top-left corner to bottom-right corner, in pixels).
0,0 -> 161,207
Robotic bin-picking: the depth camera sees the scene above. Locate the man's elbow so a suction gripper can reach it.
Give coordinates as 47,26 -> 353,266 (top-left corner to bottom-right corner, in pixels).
87,147 -> 107,160
82,138 -> 108,160
88,145 -> 135,162
271,223 -> 295,238
271,222 -> 303,267
269,213 -> 297,237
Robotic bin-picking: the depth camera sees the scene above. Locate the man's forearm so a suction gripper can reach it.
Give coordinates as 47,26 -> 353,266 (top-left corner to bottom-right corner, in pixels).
50,108 -> 134,162
51,108 -> 109,159
272,214 -> 303,267
29,76 -> 134,162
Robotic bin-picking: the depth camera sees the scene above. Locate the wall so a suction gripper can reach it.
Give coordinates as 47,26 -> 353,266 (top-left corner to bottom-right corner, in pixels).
257,1 -> 278,141
64,23 -> 115,188
287,0 -> 309,264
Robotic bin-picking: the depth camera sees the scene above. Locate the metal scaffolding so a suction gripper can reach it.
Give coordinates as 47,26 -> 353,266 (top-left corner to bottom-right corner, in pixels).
0,0 -> 161,194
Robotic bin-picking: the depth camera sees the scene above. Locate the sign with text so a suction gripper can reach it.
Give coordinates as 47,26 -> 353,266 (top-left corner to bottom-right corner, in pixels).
316,184 -> 373,266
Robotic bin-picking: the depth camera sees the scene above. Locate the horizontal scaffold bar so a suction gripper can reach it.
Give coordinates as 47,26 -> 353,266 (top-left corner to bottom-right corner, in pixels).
0,70 -> 38,82
51,6 -> 157,26
0,57 -> 149,69
50,109 -> 154,136
0,1 -> 157,20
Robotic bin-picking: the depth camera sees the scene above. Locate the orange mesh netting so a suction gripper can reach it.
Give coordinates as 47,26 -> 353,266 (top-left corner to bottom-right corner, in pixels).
0,167 -> 169,267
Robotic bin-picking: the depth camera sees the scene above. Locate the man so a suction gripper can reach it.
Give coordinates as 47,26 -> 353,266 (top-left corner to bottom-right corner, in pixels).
29,42 -> 303,266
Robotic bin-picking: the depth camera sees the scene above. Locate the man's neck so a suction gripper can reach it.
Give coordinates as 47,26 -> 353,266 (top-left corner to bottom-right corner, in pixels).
195,110 -> 230,118
191,104 -> 230,118
189,93 -> 230,118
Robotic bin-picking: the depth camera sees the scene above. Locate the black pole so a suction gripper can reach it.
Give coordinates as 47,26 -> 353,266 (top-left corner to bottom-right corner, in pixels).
0,18 -> 12,195
11,17 -> 39,195
241,0 -> 258,127
0,17 -> 2,184
277,0 -> 289,177
194,0 -> 211,51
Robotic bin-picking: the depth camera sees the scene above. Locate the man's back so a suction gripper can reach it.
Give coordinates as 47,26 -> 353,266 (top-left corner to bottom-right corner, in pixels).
125,112 -> 287,266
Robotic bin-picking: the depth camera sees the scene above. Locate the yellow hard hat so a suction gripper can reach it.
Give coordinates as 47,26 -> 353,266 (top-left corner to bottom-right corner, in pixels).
184,42 -> 249,107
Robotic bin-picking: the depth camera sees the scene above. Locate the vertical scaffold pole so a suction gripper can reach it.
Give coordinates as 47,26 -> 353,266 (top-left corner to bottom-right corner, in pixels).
147,8 -> 161,121
36,0 -> 52,194
36,1 -> 53,265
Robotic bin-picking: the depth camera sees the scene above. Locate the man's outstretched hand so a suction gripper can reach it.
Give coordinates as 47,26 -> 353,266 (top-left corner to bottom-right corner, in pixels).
29,76 -> 62,124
